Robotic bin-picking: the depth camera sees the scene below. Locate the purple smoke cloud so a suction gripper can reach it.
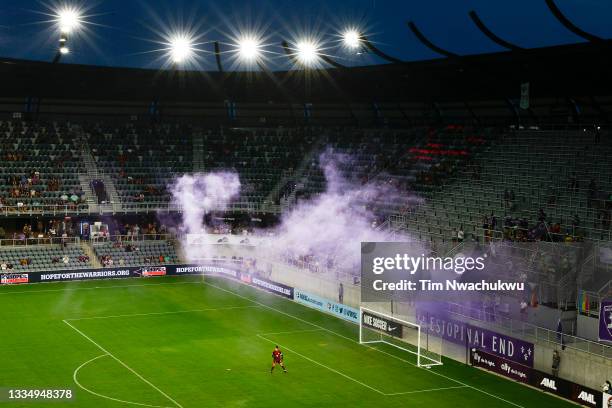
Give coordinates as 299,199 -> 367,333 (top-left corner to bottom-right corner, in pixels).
170,152 -> 424,275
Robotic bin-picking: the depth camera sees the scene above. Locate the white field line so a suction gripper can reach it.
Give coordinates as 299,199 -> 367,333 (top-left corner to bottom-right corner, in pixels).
73,354 -> 174,408
384,385 -> 469,396
65,305 -> 261,321
204,280 -> 526,408
63,320 -> 184,408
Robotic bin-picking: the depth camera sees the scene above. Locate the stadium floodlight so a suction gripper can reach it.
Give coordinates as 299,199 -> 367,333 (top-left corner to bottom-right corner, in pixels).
169,34 -> 194,64
295,39 -> 319,66
57,7 -> 82,34
59,46 -> 70,55
342,29 -> 362,50
237,36 -> 262,62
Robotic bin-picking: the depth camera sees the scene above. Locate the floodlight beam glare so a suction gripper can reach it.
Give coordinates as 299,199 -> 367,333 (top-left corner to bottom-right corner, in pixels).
57,8 -> 81,34
296,40 -> 319,66
169,34 -> 195,64
342,30 -> 361,49
238,37 -> 261,62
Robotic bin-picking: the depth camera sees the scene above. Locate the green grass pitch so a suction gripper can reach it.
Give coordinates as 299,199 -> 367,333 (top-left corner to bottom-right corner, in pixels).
0,275 -> 576,408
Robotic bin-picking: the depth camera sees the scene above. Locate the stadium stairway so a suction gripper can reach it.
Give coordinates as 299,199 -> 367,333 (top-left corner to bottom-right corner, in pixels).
192,131 -> 205,172
264,133 -> 327,206
81,241 -> 102,268
75,127 -> 122,213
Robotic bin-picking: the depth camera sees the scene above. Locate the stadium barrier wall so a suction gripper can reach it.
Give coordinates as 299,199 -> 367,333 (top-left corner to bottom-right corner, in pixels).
293,288 -> 359,323
471,348 -> 604,408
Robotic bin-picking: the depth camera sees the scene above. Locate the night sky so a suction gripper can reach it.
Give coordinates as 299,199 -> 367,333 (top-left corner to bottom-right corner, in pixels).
0,0 -> 610,70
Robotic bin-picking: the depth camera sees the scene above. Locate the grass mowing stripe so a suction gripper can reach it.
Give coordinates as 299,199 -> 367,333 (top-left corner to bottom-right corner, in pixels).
63,319 -> 184,408
65,305 -> 261,321
203,280 -> 527,408
0,281 -> 202,296
73,354 -> 174,408
257,333 -> 386,395
258,328 -> 325,336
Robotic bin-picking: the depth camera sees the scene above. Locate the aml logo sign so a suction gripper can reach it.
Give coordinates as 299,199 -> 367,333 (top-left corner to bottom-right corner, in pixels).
577,391 -> 596,405
540,377 -> 558,391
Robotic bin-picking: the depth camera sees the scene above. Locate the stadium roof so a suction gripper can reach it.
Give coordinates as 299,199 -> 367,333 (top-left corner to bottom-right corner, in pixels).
0,40 -> 610,104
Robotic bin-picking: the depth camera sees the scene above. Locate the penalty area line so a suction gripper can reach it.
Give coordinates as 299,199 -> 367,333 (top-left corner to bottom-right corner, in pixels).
63,320 -> 184,408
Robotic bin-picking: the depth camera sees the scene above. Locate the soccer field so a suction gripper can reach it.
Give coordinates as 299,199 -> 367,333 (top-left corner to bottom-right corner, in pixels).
0,276 -> 575,408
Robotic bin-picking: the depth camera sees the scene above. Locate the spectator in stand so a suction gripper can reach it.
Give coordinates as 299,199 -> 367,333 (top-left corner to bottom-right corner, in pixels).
588,178 -> 597,207
158,254 -> 165,263
520,299 -> 528,321
570,174 -> 578,193
551,222 -> 561,240
603,380 -> 611,394
457,227 -> 464,243
537,208 -> 546,222
572,214 -> 580,236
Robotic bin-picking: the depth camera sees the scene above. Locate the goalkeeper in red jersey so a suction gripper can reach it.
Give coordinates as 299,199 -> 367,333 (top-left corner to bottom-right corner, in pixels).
271,345 -> 287,373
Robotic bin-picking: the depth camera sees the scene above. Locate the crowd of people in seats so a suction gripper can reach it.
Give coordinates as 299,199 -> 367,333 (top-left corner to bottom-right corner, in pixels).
0,218 -> 78,243
99,240 -> 173,267
1,168 -> 85,210
480,209 -> 586,244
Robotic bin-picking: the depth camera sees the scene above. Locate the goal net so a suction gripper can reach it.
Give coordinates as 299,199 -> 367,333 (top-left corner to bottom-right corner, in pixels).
359,307 -> 443,368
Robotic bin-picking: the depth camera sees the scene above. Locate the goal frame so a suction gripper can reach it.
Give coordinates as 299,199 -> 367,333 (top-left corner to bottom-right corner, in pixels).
359,306 -> 443,368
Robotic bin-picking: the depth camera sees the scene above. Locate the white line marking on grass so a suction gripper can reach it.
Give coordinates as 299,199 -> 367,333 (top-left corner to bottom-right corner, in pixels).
73,354 -> 174,408
204,281 -> 526,408
0,281 -> 202,296
63,320 -> 184,408
384,385 -> 468,396
257,334 -> 386,395
65,305 -> 261,321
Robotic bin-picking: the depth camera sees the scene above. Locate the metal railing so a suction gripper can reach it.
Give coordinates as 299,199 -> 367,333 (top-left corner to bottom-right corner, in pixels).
0,200 -> 275,216
0,236 -> 80,247
90,233 -> 176,245
446,302 -> 612,359
0,204 -> 89,217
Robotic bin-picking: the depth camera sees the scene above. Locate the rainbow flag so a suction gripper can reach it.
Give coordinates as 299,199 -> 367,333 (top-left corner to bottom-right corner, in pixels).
578,291 -> 590,314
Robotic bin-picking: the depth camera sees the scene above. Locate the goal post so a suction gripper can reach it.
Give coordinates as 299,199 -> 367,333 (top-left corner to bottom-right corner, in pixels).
359,307 -> 443,368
